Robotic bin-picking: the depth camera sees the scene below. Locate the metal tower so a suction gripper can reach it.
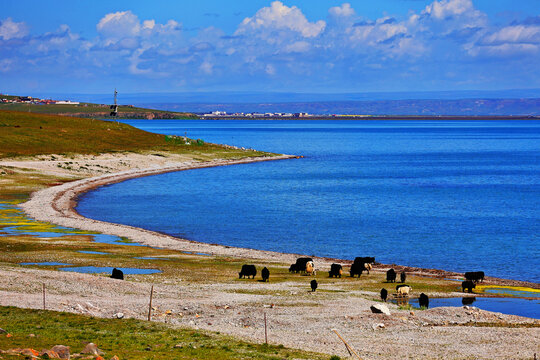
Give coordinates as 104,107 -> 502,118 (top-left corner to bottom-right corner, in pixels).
110,89 -> 118,116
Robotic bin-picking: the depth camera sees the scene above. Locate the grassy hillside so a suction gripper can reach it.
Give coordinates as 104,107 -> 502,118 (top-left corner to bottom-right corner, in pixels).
0,110 -> 269,158
0,306 -> 326,360
0,102 -> 196,119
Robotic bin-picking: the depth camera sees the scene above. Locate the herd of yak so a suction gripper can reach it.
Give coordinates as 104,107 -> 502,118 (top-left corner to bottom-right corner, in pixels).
107,258 -> 485,309
235,257 -> 486,309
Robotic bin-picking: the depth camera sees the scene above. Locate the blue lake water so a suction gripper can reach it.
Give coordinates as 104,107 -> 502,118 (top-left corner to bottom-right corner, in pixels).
406,297 -> 540,319
77,120 -> 540,283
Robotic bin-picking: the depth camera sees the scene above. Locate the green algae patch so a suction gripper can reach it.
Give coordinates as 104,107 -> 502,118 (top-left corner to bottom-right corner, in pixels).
476,285 -> 540,298
0,306 -> 327,360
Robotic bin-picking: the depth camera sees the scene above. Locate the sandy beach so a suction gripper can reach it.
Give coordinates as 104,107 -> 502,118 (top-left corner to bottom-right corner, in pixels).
1,152 -> 539,359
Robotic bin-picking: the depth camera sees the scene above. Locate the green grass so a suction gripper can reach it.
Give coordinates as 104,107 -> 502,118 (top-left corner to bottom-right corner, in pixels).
0,102 -> 196,119
0,306 -> 328,360
0,110 -> 274,159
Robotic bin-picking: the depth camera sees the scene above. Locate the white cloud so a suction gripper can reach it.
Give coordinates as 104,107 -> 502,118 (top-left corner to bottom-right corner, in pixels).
348,18 -> 411,51
423,0 -> 474,20
128,48 -> 151,75
468,42 -> 539,57
142,20 -> 155,30
482,25 -> 540,45
283,40 -> 310,53
329,3 -> 355,18
235,1 -> 325,39
200,60 -> 213,74
0,17 -> 29,40
420,0 -> 487,34
468,24 -> 540,57
3,2 -> 539,92
97,11 -> 141,39
265,64 -> 276,75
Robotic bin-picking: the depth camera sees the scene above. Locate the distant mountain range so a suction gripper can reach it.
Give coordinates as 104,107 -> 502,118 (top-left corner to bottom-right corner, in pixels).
141,98 -> 540,116
22,89 -> 540,116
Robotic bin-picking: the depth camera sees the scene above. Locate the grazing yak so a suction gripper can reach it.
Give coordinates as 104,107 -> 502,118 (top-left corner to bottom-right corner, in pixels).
261,267 -> 270,282
350,257 -> 375,277
239,264 -> 257,279
305,261 -> 316,276
386,269 -> 397,282
349,262 -> 365,278
354,257 -> 375,264
310,279 -> 318,292
329,263 -> 343,278
289,257 -> 313,274
111,268 -> 124,280
419,293 -> 429,308
396,285 -> 411,296
462,280 -> 476,293
380,288 -> 388,302
465,271 -> 485,283
289,264 -> 299,273
400,271 -> 407,283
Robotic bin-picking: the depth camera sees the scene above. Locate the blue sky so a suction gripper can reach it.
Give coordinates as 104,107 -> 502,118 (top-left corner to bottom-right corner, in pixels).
1,0 -> 540,95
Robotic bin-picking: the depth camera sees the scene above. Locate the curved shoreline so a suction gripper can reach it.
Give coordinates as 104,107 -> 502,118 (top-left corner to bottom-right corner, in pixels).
20,155 -> 539,289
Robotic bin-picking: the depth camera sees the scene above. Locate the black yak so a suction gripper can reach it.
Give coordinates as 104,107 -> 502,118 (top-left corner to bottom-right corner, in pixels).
111,268 -> 124,280
329,263 -> 343,278
350,262 -> 364,277
400,271 -> 407,283
380,288 -> 388,302
386,268 -> 397,282
419,293 -> 429,308
310,279 -> 318,292
239,264 -> 257,279
354,257 -> 375,264
462,280 -> 476,293
293,257 -> 313,273
465,271 -> 485,283
261,267 -> 269,282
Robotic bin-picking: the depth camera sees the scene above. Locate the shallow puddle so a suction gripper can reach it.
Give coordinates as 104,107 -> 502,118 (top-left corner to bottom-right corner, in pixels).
0,201 -> 144,246
78,251 -> 109,255
183,251 -> 211,256
58,266 -> 160,275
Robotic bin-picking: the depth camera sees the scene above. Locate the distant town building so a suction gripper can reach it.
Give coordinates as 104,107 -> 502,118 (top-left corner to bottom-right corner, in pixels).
55,100 -> 80,105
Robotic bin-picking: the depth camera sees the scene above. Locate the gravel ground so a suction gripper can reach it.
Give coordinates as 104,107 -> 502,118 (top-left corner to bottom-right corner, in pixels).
0,265 -> 538,359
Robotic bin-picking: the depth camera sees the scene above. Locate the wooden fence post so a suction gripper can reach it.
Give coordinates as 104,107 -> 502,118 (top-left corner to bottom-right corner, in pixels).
147,285 -> 154,321
331,329 -> 362,359
264,312 -> 268,344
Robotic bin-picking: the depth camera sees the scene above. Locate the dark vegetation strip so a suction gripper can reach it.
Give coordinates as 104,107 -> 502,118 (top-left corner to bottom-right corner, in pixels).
0,103 -> 196,119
